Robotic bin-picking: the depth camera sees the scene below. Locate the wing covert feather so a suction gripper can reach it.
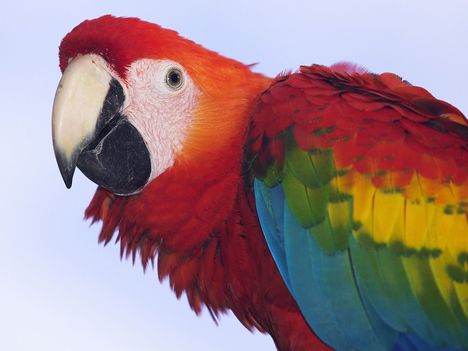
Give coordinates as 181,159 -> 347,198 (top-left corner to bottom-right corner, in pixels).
249,64 -> 468,350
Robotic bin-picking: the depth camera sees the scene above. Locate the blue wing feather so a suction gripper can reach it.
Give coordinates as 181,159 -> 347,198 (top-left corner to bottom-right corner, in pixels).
254,180 -> 462,351
255,180 -> 396,350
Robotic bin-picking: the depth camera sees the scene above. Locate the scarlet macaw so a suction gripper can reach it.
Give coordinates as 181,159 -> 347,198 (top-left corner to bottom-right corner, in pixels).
52,16 -> 467,351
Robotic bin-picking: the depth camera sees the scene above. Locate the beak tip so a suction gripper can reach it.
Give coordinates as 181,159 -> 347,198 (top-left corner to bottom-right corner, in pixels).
59,166 -> 75,189
61,165 -> 75,189
64,177 -> 73,189
55,150 -> 77,189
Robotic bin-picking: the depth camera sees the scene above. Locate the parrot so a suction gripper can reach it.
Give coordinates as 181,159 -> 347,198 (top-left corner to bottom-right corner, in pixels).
51,15 -> 467,351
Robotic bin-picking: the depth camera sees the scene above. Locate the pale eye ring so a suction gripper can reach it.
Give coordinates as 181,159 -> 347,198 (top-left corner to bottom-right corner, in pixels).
165,68 -> 184,90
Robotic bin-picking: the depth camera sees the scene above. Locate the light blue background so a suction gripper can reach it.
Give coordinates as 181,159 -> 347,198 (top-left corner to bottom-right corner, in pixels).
1,1 -> 466,350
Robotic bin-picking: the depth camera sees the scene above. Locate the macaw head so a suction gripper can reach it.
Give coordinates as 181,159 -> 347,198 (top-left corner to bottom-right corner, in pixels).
53,15 -> 270,195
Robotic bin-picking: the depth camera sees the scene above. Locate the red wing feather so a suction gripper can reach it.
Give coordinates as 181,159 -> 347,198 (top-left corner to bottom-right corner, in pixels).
250,64 -> 467,187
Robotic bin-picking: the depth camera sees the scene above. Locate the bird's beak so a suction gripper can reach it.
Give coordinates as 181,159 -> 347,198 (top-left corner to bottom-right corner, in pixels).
52,55 -> 151,195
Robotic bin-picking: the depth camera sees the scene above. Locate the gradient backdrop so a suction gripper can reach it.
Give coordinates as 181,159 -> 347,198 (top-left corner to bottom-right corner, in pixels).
1,1 -> 466,350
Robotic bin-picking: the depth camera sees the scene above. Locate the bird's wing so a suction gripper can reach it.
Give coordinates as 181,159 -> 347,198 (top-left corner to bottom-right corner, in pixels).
247,64 -> 468,351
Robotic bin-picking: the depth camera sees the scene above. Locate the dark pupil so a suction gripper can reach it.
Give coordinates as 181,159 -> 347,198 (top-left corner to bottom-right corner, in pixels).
169,71 -> 181,85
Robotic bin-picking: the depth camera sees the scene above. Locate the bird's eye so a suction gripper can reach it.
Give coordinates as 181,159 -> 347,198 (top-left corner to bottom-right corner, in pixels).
165,68 -> 184,90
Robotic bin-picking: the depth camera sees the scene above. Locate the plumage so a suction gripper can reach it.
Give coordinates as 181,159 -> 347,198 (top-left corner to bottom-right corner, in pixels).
250,65 -> 467,350
53,15 -> 467,351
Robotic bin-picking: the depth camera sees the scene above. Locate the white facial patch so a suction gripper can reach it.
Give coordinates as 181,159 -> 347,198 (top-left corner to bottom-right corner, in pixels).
124,59 -> 199,182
